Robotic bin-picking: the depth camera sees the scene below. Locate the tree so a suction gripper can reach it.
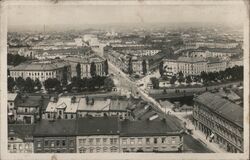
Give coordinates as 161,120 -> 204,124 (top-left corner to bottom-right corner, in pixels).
159,61 -> 164,77
186,75 -> 192,84
90,62 -> 96,77
150,77 -> 159,89
7,54 -> 29,66
25,77 -> 35,93
178,71 -> 185,84
16,77 -> 25,91
104,77 -> 115,91
128,57 -> 133,75
34,78 -> 42,91
8,77 -> 15,92
76,63 -> 81,79
44,78 -> 61,92
104,59 -> 109,75
142,60 -> 147,75
170,75 -> 177,85
62,66 -> 68,86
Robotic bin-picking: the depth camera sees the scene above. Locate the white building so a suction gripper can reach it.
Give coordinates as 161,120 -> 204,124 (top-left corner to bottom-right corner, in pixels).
9,60 -> 71,82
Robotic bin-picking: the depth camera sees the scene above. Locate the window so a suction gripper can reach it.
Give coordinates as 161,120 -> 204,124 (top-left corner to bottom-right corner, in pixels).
138,138 -> 142,144
13,144 -> 17,150
122,138 -> 127,145
162,138 -> 166,143
69,140 -> 74,147
25,108 -> 28,113
56,140 -> 60,146
96,147 -> 101,153
146,138 -> 150,144
65,114 -> 68,119
154,138 -> 158,144
89,147 -> 94,153
71,114 -> 74,119
37,142 -> 41,148
44,140 -> 49,147
96,138 -> 101,145
19,144 -> 23,151
103,138 -> 107,144
48,114 -> 50,119
130,138 -> 135,145
103,147 -> 108,152
62,140 -> 66,146
89,138 -> 93,145
110,146 -> 118,152
51,141 -> 54,147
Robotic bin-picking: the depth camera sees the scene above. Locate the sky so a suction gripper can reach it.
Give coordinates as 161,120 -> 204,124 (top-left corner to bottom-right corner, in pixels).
7,3 -> 247,29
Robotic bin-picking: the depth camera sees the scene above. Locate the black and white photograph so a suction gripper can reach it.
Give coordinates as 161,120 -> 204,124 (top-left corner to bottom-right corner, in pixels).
0,0 -> 249,159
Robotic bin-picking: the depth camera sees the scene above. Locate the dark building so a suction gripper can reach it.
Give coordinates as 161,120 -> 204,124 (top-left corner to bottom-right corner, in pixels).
193,92 -> 243,153
33,120 -> 77,153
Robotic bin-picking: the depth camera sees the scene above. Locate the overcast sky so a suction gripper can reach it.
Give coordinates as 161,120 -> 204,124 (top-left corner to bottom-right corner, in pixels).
8,4 -> 247,28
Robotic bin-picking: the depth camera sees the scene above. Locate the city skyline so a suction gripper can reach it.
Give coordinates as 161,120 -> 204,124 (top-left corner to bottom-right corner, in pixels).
8,4 -> 247,30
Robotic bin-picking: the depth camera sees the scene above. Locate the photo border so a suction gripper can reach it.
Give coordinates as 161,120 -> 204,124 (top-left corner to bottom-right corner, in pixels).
1,0 -> 249,159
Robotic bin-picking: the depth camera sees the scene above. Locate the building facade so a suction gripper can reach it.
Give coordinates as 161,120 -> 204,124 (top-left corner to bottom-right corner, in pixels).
33,120 -> 77,153
9,60 -> 71,82
63,55 -> 106,78
193,92 -> 243,153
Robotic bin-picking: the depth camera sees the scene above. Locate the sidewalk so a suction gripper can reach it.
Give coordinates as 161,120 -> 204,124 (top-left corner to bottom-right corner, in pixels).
179,117 -> 227,153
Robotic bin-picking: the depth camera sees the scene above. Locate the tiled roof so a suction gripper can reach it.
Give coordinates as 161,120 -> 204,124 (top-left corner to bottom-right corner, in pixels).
33,119 -> 77,137
194,92 -> 243,127
46,96 -> 79,113
120,116 -> 183,137
110,100 -> 129,111
17,95 -> 42,107
8,124 -> 35,141
76,117 -> 120,136
10,60 -> 70,71
78,98 -> 110,111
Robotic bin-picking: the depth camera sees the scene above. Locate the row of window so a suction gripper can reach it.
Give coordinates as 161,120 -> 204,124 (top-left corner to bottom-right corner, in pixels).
79,146 -> 118,153
79,138 -> 118,146
37,139 -> 75,148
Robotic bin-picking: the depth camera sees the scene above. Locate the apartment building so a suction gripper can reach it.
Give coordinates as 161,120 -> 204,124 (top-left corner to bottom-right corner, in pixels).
193,92 -> 243,153
9,60 -> 71,82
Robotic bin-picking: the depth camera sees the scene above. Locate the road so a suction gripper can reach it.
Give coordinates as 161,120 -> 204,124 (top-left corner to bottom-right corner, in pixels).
108,60 -> 227,153
183,134 -> 213,153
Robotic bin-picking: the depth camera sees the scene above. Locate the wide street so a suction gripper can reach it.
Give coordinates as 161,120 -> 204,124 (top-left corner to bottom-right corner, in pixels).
107,60 -> 226,153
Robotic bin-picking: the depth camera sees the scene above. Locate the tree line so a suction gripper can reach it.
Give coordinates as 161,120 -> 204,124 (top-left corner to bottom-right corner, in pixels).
151,65 -> 243,89
8,53 -> 30,66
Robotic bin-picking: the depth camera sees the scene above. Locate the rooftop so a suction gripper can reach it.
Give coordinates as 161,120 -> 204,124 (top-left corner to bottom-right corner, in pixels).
177,56 -> 206,63
8,124 -> 35,141
76,117 -> 120,136
33,119 -> 77,137
46,96 -> 79,113
194,92 -> 243,128
78,98 -> 110,111
17,95 -> 42,107
8,93 -> 18,102
63,54 -> 104,64
10,60 -> 70,71
120,117 -> 183,137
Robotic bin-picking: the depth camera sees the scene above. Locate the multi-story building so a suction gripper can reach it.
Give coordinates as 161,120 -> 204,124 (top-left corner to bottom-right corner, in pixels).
119,120 -> 184,152
76,117 -> 120,153
33,120 -> 77,153
164,56 -> 229,76
63,55 -> 106,78
8,93 -> 18,122
8,124 -> 35,153
9,60 -> 71,82
164,57 -> 207,76
206,57 -> 227,73
45,96 -> 78,120
44,96 -> 131,120
16,95 -> 43,124
193,92 -> 243,153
